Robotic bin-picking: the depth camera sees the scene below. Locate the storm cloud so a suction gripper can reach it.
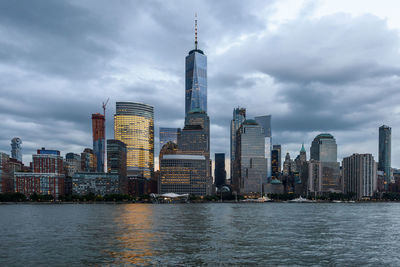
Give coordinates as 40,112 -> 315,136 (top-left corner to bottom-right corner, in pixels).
0,0 -> 399,175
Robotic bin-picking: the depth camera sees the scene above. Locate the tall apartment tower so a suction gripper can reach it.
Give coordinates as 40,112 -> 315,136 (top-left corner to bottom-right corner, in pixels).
114,102 -> 154,179
185,15 -> 207,116
378,125 -> 391,190
342,153 -> 377,199
230,107 -> 246,180
92,113 -> 105,172
11,137 -> 22,163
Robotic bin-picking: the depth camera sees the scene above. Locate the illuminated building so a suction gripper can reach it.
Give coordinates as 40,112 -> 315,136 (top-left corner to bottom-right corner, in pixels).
114,102 -> 154,178
342,153 -> 377,199
233,120 -> 267,195
92,113 -> 105,172
72,172 -> 120,196
185,15 -> 207,115
11,137 -> 22,162
379,125 -> 391,190
81,148 -> 97,172
14,173 -> 64,198
231,107 -> 246,180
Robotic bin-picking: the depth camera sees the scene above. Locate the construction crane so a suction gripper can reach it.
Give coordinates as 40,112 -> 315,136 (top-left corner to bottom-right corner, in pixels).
102,98 -> 110,172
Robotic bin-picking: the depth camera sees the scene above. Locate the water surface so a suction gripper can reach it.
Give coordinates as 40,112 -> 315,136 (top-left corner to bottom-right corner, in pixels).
1,203 -> 400,266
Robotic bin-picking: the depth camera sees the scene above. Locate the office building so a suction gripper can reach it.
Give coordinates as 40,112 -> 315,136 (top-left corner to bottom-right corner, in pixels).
65,153 -> 81,177
33,148 -> 63,174
255,115 -> 272,178
92,113 -> 105,172
230,107 -> 246,180
11,137 -> 22,163
107,139 -> 127,194
233,120 -> 267,195
379,125 -> 391,190
185,16 -> 207,115
214,153 -> 226,187
81,148 -> 97,172
114,102 -> 154,178
159,127 -> 180,152
0,153 -> 13,193
342,153 -> 377,199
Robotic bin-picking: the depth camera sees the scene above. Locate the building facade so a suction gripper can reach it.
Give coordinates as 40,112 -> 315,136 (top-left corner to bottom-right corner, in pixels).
342,153 -> 377,199
92,113 -> 105,172
378,125 -> 391,190
233,120 -> 267,195
159,127 -> 180,152
0,153 -> 13,193
114,102 -> 154,178
255,115 -> 272,178
14,173 -> 65,198
230,107 -> 246,180
33,148 -> 63,174
72,172 -> 120,196
107,139 -> 127,194
65,153 -> 81,177
214,153 -> 226,187
81,148 -> 97,172
11,137 -> 22,163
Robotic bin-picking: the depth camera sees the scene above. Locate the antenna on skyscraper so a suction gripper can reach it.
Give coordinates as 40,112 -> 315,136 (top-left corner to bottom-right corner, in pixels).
195,13 -> 198,50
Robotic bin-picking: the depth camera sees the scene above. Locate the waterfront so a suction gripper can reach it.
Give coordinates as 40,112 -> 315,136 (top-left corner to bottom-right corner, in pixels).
1,203 -> 400,266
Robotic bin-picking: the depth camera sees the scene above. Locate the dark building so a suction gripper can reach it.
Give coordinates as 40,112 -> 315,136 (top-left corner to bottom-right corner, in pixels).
378,125 -> 391,191
159,127 -> 180,153
231,107 -> 246,180
214,153 -> 226,187
81,148 -> 97,172
107,139 -> 127,194
92,113 -> 105,172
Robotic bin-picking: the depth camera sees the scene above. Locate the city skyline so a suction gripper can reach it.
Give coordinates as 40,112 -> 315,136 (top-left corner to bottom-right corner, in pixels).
1,1 -> 400,174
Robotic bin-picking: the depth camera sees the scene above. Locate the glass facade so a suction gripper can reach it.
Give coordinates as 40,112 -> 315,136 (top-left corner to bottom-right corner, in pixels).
159,127 -> 180,152
230,107 -> 246,180
114,102 -> 154,179
11,137 -> 22,162
185,49 -> 207,115
378,125 -> 391,190
310,133 -> 337,162
214,153 -> 226,187
233,120 -> 267,195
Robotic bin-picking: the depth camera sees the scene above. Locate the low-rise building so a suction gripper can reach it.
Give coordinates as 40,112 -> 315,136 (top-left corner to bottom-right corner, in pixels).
72,172 -> 120,196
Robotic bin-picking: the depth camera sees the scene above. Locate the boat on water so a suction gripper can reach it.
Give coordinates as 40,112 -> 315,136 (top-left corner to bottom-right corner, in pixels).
241,196 -> 272,203
288,196 -> 314,203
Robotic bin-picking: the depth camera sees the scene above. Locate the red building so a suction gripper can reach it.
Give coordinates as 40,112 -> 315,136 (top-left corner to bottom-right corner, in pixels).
33,148 -> 63,174
0,153 -> 13,193
92,113 -> 105,172
14,173 -> 64,198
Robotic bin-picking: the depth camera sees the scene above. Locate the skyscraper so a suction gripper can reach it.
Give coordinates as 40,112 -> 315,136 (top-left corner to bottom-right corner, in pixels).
107,139 -> 127,194
114,102 -> 154,179
378,125 -> 391,190
230,107 -> 246,180
159,128 -> 180,151
233,120 -> 267,195
255,115 -> 272,178
214,153 -> 226,187
185,16 -> 207,115
92,113 -> 105,172
309,133 -> 340,193
11,137 -> 22,162
342,153 -> 377,199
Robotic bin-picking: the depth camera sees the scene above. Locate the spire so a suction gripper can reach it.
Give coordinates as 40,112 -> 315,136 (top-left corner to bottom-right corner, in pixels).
195,13 -> 198,50
300,143 -> 306,153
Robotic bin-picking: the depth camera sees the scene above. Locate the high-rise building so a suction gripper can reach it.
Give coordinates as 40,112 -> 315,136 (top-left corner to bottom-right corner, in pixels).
33,148 -> 63,174
230,107 -> 246,180
255,115 -> 272,178
185,16 -> 207,115
114,102 -> 154,179
378,125 -> 391,190
107,139 -> 127,178
214,153 -> 226,187
179,110 -> 210,155
0,153 -> 13,193
309,134 -> 341,193
65,153 -> 81,177
233,120 -> 267,195
81,148 -> 97,172
342,153 -> 377,199
159,127 -> 180,152
92,113 -> 105,172
272,144 -> 282,177
11,137 -> 22,163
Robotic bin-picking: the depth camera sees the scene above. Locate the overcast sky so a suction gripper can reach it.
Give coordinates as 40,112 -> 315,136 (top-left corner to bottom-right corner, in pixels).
1,0 -> 399,175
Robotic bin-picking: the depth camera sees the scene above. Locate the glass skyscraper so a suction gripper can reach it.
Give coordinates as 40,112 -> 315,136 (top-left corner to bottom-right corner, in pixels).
310,133 -> 337,162
214,153 -> 226,187
11,137 -> 22,162
159,128 -> 180,151
255,115 -> 272,178
114,102 -> 154,179
230,107 -> 246,180
379,125 -> 391,190
185,18 -> 207,115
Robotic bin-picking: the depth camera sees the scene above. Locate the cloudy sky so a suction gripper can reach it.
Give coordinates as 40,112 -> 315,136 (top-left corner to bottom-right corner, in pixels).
1,0 -> 399,175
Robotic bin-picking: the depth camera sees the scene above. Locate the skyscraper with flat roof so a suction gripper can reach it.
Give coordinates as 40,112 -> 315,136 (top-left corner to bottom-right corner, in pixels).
185,15 -> 207,115
378,125 -> 391,190
159,128 -> 180,151
92,113 -> 105,172
255,115 -> 272,178
231,107 -> 246,180
114,102 -> 154,179
214,153 -> 226,187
